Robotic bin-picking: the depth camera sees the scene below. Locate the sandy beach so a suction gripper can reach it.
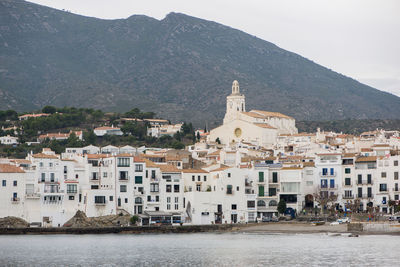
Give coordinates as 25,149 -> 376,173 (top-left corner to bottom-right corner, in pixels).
238,222 -> 348,234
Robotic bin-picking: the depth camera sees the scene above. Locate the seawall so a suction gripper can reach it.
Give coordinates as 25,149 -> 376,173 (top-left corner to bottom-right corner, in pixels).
348,222 -> 400,234
0,224 -> 234,235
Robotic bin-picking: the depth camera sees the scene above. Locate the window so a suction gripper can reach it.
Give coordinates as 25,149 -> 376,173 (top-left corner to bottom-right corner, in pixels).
257,200 -> 266,207
2,180 -> 6,187
192,175 -> 195,181
120,185 -> 127,192
227,185 -> 233,194
381,172 -> 387,178
357,175 -> 362,184
380,184 -> 387,192
41,173 -> 45,182
167,197 -> 171,203
109,196 -> 113,201
236,186 -> 239,191
345,168 -> 351,174
49,162 -> 53,167
228,173 -> 231,178
135,197 -> 142,204
306,181 -> 313,186
91,185 -> 99,190
247,200 -> 255,208
117,158 -> 130,167
345,178 -> 351,186
269,200 -> 277,206
344,190 -> 352,198
69,195 -> 74,200
258,172 -> 264,182
167,204 -> 171,210
94,196 -> 106,204
50,173 -> 55,182
103,172 -> 107,178
156,195 -> 159,202
145,170 -> 148,178
329,179 -> 335,188
269,188 -> 277,196
124,198 -> 128,203
174,185 -> 180,193
119,171 -> 128,180
175,197 -> 179,203
272,172 -> 278,183
232,204 -> 237,210
175,204 -> 179,210
196,184 -> 201,191
13,180 -> 17,186
135,164 -> 143,172
67,184 -> 77,194
197,175 -> 201,182
204,176 -> 207,182
150,183 -> 159,192
258,185 -> 264,197
358,188 -> 362,198
166,185 -> 172,192
367,174 -> 372,184
321,179 -> 327,188
39,162 -> 43,167
395,172 -> 399,180
151,170 -> 156,179
135,176 -> 143,184
395,160 -> 399,166
395,195 -> 399,201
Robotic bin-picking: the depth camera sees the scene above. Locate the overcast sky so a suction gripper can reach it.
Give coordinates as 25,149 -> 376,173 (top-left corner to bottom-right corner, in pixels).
28,0 -> 400,96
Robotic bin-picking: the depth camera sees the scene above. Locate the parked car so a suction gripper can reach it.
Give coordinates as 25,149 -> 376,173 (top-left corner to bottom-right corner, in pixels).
262,217 -> 271,222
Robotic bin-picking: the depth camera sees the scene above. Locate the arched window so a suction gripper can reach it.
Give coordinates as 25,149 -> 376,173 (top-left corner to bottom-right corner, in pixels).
269,200 -> 277,206
135,197 -> 142,204
257,200 -> 266,207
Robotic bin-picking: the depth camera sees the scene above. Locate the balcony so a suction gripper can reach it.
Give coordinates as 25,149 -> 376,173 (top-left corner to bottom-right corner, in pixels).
26,193 -> 40,199
43,189 -> 64,194
392,188 -> 400,192
119,176 -> 129,181
318,185 -> 338,190
11,197 -> 20,203
90,177 -> 99,181
319,172 -> 337,177
356,180 -> 373,185
95,202 -> 106,205
357,194 -> 374,199
269,179 -> 279,184
342,195 -> 354,199
147,199 -> 159,204
343,183 -> 352,187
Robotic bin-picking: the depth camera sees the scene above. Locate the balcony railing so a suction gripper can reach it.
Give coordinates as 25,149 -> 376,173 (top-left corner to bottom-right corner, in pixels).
43,189 -> 64,194
318,185 -> 338,190
357,194 -> 374,199
343,183 -> 352,187
392,188 -> 400,192
119,176 -> 129,181
319,172 -> 337,177
356,180 -> 373,185
342,195 -> 354,199
11,197 -> 20,203
95,202 -> 106,205
26,193 -> 40,199
90,177 -> 99,181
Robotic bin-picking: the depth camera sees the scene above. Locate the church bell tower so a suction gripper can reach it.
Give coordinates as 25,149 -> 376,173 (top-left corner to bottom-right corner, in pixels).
223,80 -> 246,124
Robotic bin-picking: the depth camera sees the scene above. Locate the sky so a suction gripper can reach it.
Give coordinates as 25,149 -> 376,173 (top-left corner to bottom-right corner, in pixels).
28,0 -> 400,96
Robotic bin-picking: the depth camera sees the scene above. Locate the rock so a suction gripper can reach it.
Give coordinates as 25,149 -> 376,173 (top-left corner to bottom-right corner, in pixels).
0,216 -> 29,228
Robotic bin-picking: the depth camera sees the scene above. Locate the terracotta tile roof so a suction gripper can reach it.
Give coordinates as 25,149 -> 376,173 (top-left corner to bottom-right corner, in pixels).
373,144 -> 390,147
281,167 -> 303,170
117,153 -> 134,157
207,150 -> 221,156
342,153 -> 357,158
303,162 -> 315,167
32,153 -> 59,159
18,113 -> 50,119
241,112 -> 266,119
181,169 -> 208,173
94,126 -> 120,130
87,154 -> 109,159
355,156 -> 377,163
159,164 -> 181,173
0,164 -> 25,173
144,119 -> 169,123
250,110 -> 293,119
142,158 -> 159,168
253,123 -> 277,129
10,159 -> 32,164
134,156 -> 146,163
211,166 -> 231,172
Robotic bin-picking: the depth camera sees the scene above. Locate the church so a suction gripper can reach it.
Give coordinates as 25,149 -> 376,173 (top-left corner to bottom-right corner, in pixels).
208,81 -> 298,147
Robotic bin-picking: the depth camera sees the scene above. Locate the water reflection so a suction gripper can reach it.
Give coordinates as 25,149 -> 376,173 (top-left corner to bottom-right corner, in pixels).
0,233 -> 398,266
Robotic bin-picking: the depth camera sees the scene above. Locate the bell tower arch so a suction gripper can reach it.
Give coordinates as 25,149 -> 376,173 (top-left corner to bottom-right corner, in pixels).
223,80 -> 246,124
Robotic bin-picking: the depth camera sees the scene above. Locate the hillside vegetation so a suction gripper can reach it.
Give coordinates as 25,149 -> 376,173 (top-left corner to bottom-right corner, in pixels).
1,0 -> 400,126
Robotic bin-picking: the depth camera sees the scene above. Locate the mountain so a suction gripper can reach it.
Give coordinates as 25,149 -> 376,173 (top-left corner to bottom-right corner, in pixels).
1,0 -> 400,127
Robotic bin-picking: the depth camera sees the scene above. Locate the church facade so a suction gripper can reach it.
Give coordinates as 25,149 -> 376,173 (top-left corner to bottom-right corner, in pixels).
209,81 -> 298,147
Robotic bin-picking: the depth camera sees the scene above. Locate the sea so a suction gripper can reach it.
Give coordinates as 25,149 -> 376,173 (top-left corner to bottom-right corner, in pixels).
0,232 -> 397,266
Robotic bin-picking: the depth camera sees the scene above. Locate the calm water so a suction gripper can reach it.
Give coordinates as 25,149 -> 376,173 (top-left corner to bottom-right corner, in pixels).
0,232 -> 398,266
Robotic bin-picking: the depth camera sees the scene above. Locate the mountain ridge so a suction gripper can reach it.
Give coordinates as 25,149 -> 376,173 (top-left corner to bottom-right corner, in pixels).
1,0 -> 400,127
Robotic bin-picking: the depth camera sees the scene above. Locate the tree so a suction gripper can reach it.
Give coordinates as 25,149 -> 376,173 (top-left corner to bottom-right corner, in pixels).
196,131 -> 200,141
313,190 -> 338,215
83,130 -> 96,145
215,137 -> 221,144
42,105 -> 57,114
130,215 -> 139,225
277,200 -> 287,215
